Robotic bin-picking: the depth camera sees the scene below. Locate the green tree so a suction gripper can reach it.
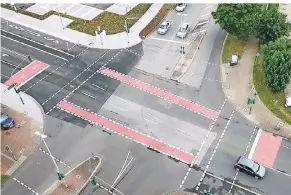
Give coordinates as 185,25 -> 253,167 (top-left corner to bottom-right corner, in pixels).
212,4 -> 263,37
262,38 -> 291,92
255,8 -> 290,44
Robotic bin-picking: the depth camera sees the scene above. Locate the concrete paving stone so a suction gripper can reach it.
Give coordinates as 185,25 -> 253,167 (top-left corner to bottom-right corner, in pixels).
82,8 -> 103,20
82,3 -> 114,10
26,5 -> 49,15
65,4 -> 81,15
106,3 -> 138,15
1,155 -> 14,174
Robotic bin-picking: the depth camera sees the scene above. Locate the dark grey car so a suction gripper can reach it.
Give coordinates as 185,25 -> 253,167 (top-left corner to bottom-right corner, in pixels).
235,156 -> 266,179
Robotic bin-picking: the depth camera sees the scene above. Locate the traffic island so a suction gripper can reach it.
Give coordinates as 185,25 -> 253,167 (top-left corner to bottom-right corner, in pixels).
45,156 -> 101,195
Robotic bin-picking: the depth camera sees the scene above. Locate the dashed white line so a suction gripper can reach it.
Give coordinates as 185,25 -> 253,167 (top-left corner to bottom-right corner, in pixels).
112,104 -> 127,111
282,145 -> 291,150
13,178 -> 39,195
42,49 -> 114,107
81,91 -> 97,99
24,46 -> 90,92
228,127 -> 257,195
38,148 -> 71,168
57,100 -> 194,164
98,68 -> 218,120
195,110 -> 235,191
179,98 -> 227,189
92,83 -> 106,91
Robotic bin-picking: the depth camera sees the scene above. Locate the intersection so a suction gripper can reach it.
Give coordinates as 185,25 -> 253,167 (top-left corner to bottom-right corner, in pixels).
1,3 -> 291,195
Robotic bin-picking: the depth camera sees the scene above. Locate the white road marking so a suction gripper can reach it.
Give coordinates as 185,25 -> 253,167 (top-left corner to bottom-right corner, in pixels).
112,104 -> 127,112
205,172 -> 263,195
2,53 -> 9,57
2,47 -> 27,58
143,117 -> 158,124
42,50 -> 112,106
13,178 -> 39,195
201,13 -> 211,17
266,166 -> 291,177
1,60 -> 21,69
228,127 -> 257,195
38,148 -> 71,168
248,128 -> 262,159
144,112 -> 161,121
175,128 -> 196,140
1,29 -> 75,57
1,74 -> 10,78
282,145 -> 291,150
179,99 -> 227,189
92,83 -> 106,91
116,96 -> 132,105
146,36 -> 190,45
24,47 -> 90,92
1,35 -> 69,61
81,91 -> 97,99
196,110 -> 235,191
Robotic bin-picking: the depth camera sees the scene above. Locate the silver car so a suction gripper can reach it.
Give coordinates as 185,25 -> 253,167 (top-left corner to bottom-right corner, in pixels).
176,3 -> 187,12
234,156 -> 266,179
176,23 -> 190,38
158,21 -> 171,35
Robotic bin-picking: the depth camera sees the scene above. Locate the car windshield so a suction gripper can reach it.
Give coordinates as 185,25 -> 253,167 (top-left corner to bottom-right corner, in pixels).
179,27 -> 187,33
160,24 -> 167,29
177,3 -> 184,6
252,162 -> 260,172
1,114 -> 9,123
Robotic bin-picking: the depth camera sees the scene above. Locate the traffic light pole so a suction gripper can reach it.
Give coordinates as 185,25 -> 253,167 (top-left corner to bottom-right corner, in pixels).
39,133 -> 68,187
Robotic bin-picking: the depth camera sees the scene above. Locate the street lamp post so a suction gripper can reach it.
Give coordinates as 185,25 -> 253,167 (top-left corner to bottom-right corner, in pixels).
177,13 -> 187,65
124,17 -> 141,44
55,5 -> 65,30
35,131 -> 68,187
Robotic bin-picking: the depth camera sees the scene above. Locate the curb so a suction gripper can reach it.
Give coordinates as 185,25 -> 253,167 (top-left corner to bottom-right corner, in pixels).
76,156 -> 102,195
140,4 -> 174,40
170,33 -> 205,81
42,156 -> 102,195
218,35 -> 291,139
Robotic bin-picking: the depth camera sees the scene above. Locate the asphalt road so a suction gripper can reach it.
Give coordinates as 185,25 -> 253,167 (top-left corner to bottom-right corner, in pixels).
2,3 -> 291,195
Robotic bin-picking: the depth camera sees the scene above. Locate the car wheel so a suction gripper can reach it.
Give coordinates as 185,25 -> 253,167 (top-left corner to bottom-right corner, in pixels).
254,176 -> 260,179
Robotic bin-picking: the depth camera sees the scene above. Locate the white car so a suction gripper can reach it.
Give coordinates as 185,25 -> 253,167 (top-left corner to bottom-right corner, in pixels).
176,3 -> 187,12
158,21 -> 171,35
176,23 -> 190,38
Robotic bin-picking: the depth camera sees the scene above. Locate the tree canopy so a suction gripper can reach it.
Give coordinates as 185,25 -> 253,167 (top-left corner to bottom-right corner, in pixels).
262,38 -> 291,92
212,4 -> 262,37
255,8 -> 290,44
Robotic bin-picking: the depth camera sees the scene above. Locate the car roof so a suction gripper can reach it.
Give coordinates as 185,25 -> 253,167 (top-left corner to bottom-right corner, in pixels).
1,114 -> 9,123
161,21 -> 169,25
180,23 -> 189,28
238,156 -> 254,167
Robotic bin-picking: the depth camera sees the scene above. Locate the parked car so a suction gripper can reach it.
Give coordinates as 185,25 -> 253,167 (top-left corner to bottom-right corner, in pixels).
285,96 -> 291,108
176,3 -> 187,12
1,113 -> 15,130
158,21 -> 171,35
234,156 -> 266,179
176,23 -> 190,38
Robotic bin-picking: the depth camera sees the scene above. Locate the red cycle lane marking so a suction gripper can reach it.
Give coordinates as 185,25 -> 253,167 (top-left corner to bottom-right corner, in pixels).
98,68 -> 218,120
4,61 -> 49,87
251,131 -> 282,167
57,100 -> 195,164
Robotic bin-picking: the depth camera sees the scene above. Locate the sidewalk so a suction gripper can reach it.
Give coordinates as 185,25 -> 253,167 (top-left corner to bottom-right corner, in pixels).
1,84 -> 45,176
1,4 -> 164,49
220,37 -> 291,138
43,156 -> 101,195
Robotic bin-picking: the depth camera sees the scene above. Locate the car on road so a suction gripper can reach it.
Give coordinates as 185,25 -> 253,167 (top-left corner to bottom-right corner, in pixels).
176,3 -> 187,12
234,156 -> 266,179
158,21 -> 171,35
1,113 -> 15,130
176,23 -> 190,38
